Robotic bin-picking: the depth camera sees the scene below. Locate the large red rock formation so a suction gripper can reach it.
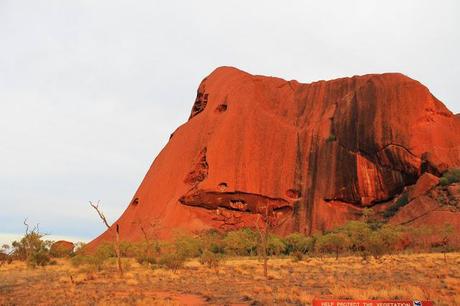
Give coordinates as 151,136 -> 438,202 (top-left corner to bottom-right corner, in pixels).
89,67 -> 460,247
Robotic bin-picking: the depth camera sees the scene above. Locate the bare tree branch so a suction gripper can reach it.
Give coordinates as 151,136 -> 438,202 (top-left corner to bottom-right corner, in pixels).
89,201 -> 110,229
89,200 -> 123,277
23,218 -> 29,235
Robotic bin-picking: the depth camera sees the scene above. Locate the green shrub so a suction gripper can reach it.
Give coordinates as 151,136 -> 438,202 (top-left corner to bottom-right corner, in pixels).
71,254 -> 104,271
123,241 -> 160,265
158,253 -> 186,271
119,241 -> 134,257
283,233 -> 314,254
199,229 -> 225,254
135,253 -> 157,265
440,168 -> 460,186
315,232 -> 350,259
70,243 -> 114,271
366,225 -> 402,259
95,243 -> 116,258
337,221 -> 372,259
11,231 -> 53,268
199,250 -> 222,268
439,177 -> 449,186
28,246 -> 51,267
174,233 -> 201,258
223,228 -> 258,256
267,235 -> 286,256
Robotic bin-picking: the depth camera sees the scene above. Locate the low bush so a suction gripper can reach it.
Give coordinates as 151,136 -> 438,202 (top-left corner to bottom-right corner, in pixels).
291,250 -> 304,262
135,253 -> 157,265
70,243 -> 114,271
29,247 -> 52,267
11,230 -> 53,268
199,250 -> 222,268
198,229 -> 225,254
439,168 -> 460,186
174,233 -> 201,258
71,254 -> 104,271
158,253 -> 186,271
123,241 -> 160,266
283,233 -> 314,254
315,232 -> 350,260
223,228 -> 258,256
267,235 -> 286,256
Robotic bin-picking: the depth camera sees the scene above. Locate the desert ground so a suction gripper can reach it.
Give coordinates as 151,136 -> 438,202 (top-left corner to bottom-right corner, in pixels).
1,253 -> 459,306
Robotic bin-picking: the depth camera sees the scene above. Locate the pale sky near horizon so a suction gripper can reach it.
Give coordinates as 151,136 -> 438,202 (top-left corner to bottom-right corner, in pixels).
1,1 -> 459,245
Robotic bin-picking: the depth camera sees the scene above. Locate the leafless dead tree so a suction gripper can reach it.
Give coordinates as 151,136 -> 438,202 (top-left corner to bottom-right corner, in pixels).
89,201 -> 123,277
255,204 -> 280,280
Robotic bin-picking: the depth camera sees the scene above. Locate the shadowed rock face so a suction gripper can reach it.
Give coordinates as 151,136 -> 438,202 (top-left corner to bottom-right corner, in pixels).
89,67 -> 460,246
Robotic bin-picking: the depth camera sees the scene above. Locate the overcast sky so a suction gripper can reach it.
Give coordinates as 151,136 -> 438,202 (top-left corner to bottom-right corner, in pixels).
1,1 -> 459,244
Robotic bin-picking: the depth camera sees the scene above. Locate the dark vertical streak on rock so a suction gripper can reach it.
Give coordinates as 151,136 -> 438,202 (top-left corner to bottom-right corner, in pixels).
293,131 -> 304,231
305,135 -> 320,235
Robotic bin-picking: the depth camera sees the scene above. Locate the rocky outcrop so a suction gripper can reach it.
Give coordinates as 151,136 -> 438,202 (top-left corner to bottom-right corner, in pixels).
50,240 -> 75,257
408,173 -> 439,202
88,67 -> 460,247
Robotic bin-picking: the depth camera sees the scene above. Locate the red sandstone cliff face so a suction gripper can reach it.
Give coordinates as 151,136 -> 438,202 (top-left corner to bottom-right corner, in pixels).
88,67 -> 460,246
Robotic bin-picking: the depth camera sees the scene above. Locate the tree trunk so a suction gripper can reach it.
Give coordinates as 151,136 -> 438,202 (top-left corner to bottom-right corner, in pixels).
115,224 -> 123,277
263,221 -> 268,279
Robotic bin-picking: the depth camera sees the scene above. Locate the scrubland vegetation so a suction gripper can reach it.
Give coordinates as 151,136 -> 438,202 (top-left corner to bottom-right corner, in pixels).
1,215 -> 459,305
439,168 -> 460,186
1,251 -> 459,305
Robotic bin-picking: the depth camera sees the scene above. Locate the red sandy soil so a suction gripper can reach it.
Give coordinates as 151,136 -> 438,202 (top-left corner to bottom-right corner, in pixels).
1,254 -> 459,305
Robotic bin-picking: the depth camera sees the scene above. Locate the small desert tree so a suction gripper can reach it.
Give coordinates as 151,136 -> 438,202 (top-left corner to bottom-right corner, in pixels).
254,204 -> 283,279
316,232 -> 351,260
438,223 -> 454,262
371,224 -> 401,258
89,201 -> 123,276
339,221 -> 372,260
11,219 -> 52,267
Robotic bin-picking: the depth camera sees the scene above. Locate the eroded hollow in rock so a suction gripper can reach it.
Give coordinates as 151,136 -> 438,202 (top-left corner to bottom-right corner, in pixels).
189,92 -> 209,119
215,104 -> 228,113
229,200 -> 248,211
179,190 -> 292,215
131,198 -> 139,206
184,148 -> 208,185
218,182 -> 228,191
286,189 -> 301,199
